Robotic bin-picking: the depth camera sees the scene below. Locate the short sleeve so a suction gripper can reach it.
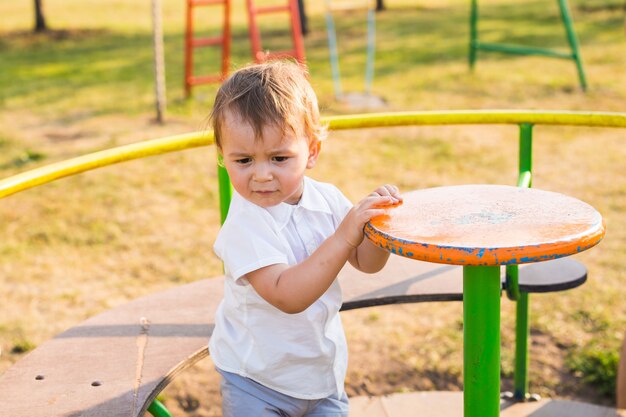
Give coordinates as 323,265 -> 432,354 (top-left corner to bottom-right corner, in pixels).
214,208 -> 288,285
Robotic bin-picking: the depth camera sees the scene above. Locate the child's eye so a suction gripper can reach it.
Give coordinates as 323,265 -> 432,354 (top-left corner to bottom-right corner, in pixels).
272,156 -> 289,162
235,158 -> 252,165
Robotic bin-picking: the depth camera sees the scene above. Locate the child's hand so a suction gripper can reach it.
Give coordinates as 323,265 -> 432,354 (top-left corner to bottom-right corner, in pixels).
370,184 -> 402,207
336,184 -> 402,249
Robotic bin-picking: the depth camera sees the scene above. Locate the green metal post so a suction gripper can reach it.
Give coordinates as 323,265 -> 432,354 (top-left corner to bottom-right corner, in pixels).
469,0 -> 478,69
506,264 -> 520,301
514,292 -> 530,400
511,122 -> 533,401
508,123 -> 533,303
217,161 -> 233,275
464,265 -> 501,417
518,123 -> 533,177
467,0 -> 586,88
217,162 -> 233,225
472,42 -> 576,59
557,0 -> 587,91
148,398 -> 174,417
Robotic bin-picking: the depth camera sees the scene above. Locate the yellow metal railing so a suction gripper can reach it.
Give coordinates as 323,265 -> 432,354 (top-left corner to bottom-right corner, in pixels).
1,110 -> 625,200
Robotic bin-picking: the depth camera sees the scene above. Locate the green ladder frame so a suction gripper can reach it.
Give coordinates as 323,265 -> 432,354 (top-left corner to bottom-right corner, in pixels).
469,0 -> 587,91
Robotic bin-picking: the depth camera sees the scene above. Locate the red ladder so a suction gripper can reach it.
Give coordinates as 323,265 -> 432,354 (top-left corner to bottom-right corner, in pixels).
246,0 -> 306,64
184,0 -> 231,97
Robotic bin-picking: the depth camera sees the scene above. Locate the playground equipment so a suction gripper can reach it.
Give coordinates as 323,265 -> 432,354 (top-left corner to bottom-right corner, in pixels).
324,0 -> 376,101
184,0 -> 231,97
469,0 -> 587,90
184,0 -> 305,96
366,185 -> 604,417
246,0 -> 306,64
1,110 -> 625,417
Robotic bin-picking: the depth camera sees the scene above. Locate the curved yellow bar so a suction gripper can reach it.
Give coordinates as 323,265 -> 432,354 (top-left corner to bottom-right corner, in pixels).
1,110 -> 625,200
324,110 -> 626,130
0,131 -> 213,199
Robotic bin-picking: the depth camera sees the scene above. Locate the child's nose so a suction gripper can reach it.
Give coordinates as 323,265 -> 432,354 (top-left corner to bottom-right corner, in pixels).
253,163 -> 273,181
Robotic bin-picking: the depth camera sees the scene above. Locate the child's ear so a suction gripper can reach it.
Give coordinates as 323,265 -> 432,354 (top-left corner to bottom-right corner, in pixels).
216,149 -> 226,167
306,140 -> 321,168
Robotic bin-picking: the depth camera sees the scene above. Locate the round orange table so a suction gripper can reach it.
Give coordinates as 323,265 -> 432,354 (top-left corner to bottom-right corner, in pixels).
365,184 -> 605,417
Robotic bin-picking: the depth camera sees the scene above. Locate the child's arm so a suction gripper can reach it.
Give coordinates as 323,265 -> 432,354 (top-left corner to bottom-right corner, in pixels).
245,185 -> 401,314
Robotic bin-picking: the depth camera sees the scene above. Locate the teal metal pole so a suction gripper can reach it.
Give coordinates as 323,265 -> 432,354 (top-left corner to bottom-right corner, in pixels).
464,265 -> 501,417
217,162 -> 233,225
469,0 -> 478,69
324,5 -> 343,99
557,0 -> 587,90
364,7 -> 375,95
148,398 -> 174,417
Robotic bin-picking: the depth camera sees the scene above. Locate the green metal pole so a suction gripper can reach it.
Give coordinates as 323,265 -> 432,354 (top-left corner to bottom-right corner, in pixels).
518,123 -> 533,177
217,161 -> 233,275
506,265 -> 520,301
217,162 -> 233,225
469,0 -> 478,69
507,123 -> 533,303
473,42 -> 576,59
148,398 -> 174,417
557,0 -> 587,91
464,265 -> 501,417
514,292 -> 530,400
511,122 -> 533,401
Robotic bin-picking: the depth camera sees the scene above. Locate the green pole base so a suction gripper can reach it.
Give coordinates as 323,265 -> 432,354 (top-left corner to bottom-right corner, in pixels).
464,265 -> 501,417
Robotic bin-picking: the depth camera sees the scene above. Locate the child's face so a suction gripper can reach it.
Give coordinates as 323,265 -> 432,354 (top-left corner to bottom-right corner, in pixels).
220,110 -> 320,208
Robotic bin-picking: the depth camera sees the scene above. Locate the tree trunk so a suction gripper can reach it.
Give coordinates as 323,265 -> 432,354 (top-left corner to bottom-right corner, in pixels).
297,0 -> 308,36
34,0 -> 47,32
376,0 -> 385,11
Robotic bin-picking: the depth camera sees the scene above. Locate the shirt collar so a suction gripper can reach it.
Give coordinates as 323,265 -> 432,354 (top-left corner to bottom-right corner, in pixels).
298,177 -> 333,214
265,177 -> 333,229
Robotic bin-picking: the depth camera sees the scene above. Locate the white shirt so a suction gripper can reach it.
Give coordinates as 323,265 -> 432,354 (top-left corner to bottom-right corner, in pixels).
209,176 -> 353,399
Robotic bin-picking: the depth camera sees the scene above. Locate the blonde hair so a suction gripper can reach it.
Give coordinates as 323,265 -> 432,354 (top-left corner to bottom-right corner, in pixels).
210,61 -> 326,149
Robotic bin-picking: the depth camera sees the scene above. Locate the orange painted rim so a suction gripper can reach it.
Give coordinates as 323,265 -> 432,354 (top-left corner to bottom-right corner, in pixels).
365,185 -> 606,266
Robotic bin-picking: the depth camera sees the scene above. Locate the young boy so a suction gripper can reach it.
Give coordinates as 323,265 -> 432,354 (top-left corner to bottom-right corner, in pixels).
209,61 -> 402,417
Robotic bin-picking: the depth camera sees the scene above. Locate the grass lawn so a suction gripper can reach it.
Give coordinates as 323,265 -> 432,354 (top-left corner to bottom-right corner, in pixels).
0,0 -> 625,414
